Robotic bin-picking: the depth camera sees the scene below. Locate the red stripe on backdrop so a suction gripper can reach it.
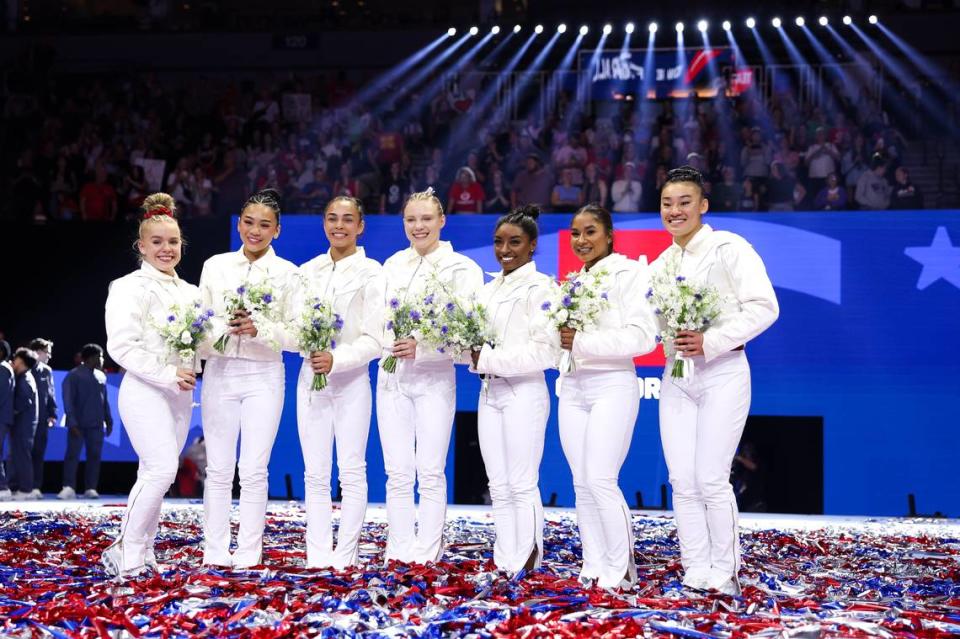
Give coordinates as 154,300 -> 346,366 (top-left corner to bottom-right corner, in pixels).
558,229 -> 674,366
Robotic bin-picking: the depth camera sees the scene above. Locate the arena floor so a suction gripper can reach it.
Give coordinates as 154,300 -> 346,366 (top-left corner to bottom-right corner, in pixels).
1,499 -> 958,637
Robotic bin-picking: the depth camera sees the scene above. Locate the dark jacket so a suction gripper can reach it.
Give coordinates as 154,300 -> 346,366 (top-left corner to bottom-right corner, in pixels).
62,365 -> 112,430
30,362 -> 57,425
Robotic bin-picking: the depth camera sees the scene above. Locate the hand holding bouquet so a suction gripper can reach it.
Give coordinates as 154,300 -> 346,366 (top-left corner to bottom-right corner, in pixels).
542,269 -> 610,372
294,297 -> 344,391
647,257 -> 722,379
213,281 -> 279,353
156,301 -> 215,371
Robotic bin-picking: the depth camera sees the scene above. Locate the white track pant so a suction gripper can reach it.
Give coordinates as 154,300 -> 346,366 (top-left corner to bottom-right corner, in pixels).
559,368 -> 639,589
477,374 -> 548,572
376,362 -> 456,564
114,374 -> 192,571
201,357 -> 284,567
297,363 -> 371,569
660,350 -> 751,588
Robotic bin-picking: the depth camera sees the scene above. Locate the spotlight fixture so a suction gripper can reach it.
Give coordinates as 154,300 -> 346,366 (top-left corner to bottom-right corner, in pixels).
603,24 -> 612,35
558,23 -> 567,33
534,24 -> 544,34
745,17 -> 756,29
469,26 -> 479,35
795,17 -> 805,27
842,16 -> 852,25
722,20 -> 731,31
491,25 -> 500,34
579,25 -> 589,35
447,27 -> 456,36
772,17 -> 782,28
818,16 -> 828,26
647,22 -> 656,34
675,21 -> 684,33
626,22 -> 635,34
868,15 -> 878,24
513,24 -> 521,33
697,20 -> 708,33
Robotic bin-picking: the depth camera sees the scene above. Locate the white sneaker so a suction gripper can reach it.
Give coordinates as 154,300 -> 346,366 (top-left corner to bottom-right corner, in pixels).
27,489 -> 43,499
83,489 -> 100,499
57,486 -> 76,500
705,575 -> 741,596
0,489 -> 12,501
12,491 -> 35,500
101,541 -> 123,576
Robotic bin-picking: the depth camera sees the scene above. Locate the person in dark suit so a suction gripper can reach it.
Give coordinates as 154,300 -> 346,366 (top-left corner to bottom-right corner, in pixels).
0,340 -> 14,501
10,348 -> 39,499
58,344 -> 113,500
27,338 -> 57,498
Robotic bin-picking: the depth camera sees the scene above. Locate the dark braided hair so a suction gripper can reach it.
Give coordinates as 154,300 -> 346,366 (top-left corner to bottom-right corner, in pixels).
243,187 -> 282,221
495,204 -> 540,242
664,165 -> 707,197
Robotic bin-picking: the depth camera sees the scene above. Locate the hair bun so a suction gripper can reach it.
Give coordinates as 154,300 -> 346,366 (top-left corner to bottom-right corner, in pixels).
255,187 -> 281,203
141,192 -> 177,219
516,204 -> 541,220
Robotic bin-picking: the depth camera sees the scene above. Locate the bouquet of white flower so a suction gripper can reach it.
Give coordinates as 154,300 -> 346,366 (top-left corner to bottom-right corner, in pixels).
294,297 -> 344,391
420,292 -> 497,357
213,281 -> 280,354
647,256 -> 722,379
156,301 -> 215,370
380,287 -> 439,373
541,268 -> 610,372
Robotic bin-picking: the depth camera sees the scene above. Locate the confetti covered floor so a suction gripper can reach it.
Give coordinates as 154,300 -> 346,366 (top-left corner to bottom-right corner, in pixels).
1,500 -> 959,637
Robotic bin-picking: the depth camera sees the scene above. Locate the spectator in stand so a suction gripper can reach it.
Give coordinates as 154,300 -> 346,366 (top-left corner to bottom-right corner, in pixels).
79,164 -> 118,222
739,178 -> 760,212
813,173 -> 848,211
553,133 -> 588,184
334,162 -> 362,199
380,162 -> 409,214
644,164 -> 669,211
551,168 -> 584,211
611,162 -> 643,213
511,153 -> 553,210
581,163 -> 608,208
213,152 -> 248,217
484,168 -> 511,213
890,167 -> 924,209
855,155 -> 892,210
767,162 -> 805,212
805,127 -> 841,197
376,128 -> 405,173
49,155 -> 79,220
448,167 -> 485,214
119,164 -> 149,220
301,167 -> 333,212
711,166 -> 743,213
741,127 -> 772,187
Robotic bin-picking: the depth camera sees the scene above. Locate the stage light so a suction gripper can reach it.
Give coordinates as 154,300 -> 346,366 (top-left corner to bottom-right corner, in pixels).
697,20 -> 708,33
603,24 -> 612,35
843,16 -> 852,25
675,22 -> 684,33
819,16 -> 828,26
868,15 -> 878,24
795,17 -> 805,27
772,17 -> 782,28
469,26 -> 479,36
447,27 -> 456,36
646,22 -> 656,34
722,20 -> 731,31
558,23 -> 567,34
491,25 -> 500,35
513,24 -> 521,33
746,17 -> 756,29
535,24 -> 544,34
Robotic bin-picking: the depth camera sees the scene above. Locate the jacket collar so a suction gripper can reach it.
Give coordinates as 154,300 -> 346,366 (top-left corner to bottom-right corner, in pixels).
582,251 -> 626,273
233,245 -> 277,266
315,246 -> 367,271
487,259 -> 538,283
139,261 -> 180,283
402,240 -> 454,267
673,223 -> 714,255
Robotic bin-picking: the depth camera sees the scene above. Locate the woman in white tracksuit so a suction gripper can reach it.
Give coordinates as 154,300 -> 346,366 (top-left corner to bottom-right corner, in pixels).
102,193 -> 200,576
199,188 -> 297,568
378,188 -> 484,564
558,204 -> 659,590
472,206 -> 560,573
288,196 -> 384,569
652,166 -> 779,595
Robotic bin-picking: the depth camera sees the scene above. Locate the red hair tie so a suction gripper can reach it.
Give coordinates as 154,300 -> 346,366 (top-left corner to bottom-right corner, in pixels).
144,206 -> 172,219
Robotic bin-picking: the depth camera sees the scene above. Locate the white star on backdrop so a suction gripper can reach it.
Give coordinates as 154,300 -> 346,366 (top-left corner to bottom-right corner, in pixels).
904,226 -> 960,291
